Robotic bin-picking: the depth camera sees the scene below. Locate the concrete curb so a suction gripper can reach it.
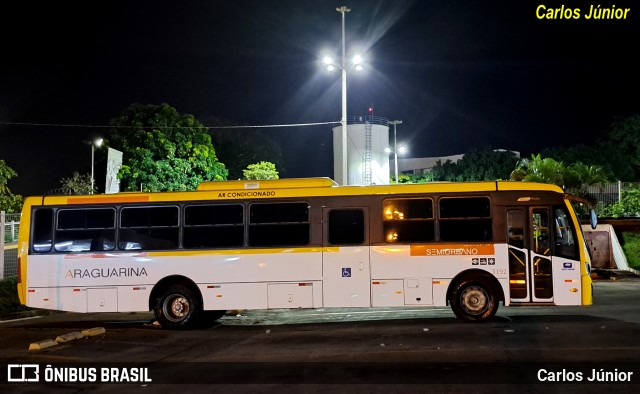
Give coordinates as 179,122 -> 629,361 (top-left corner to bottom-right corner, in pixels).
82,327 -> 106,337
56,331 -> 84,343
29,339 -> 58,351
29,327 -> 106,351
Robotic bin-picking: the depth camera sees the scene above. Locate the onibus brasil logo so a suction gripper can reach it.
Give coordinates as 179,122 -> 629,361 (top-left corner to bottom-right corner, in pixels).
7,364 -> 152,383
65,267 -> 148,279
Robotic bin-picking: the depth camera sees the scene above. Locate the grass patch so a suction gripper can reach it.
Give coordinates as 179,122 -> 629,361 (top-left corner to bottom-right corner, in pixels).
621,232 -> 640,270
0,277 -> 30,316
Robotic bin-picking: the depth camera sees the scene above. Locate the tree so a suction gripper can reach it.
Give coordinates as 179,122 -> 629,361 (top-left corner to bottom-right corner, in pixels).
510,154 -> 565,186
604,189 -> 640,218
541,144 -> 601,167
108,104 -> 228,192
428,148 -> 519,182
540,115 -> 640,182
243,161 -> 279,180
207,118 -> 284,180
562,163 -> 608,190
511,154 -> 608,198
431,159 -> 459,181
59,172 -> 95,195
598,115 -> 640,181
454,148 -> 519,181
0,160 -> 23,213
395,173 -> 435,184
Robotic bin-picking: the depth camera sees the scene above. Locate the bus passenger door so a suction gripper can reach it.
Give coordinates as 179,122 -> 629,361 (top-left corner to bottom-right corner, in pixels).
529,207 -> 553,302
507,207 -> 554,303
507,208 -> 529,302
322,208 -> 371,307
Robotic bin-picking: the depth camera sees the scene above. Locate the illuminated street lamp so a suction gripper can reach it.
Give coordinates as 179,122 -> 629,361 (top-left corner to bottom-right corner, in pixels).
386,120 -> 405,183
323,6 -> 365,185
86,138 -> 103,194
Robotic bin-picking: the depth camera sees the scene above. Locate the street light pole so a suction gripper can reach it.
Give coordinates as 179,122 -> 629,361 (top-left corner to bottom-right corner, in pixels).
389,120 -> 403,182
91,144 -> 95,192
324,7 -> 364,185
337,6 -> 350,185
89,138 -> 103,194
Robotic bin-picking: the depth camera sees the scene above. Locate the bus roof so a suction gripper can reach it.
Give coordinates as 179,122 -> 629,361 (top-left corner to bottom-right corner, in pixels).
197,177 -> 339,191
28,178 -> 565,206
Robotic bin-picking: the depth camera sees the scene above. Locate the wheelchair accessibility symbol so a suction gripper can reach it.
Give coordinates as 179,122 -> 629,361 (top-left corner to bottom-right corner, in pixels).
342,268 -> 351,277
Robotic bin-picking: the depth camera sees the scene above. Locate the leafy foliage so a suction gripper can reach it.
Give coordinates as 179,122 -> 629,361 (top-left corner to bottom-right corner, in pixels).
59,172 -> 95,195
453,148 -> 519,181
393,148 -> 518,183
542,115 -> 640,182
511,154 -> 608,197
208,120 -> 284,180
602,189 -> 640,218
431,159 -> 460,181
511,154 -> 565,186
621,232 -> 640,270
0,277 -> 29,315
428,148 -> 519,182
0,160 -> 23,213
243,161 -> 279,180
394,173 -> 435,184
108,104 -> 228,192
599,115 -> 640,181
541,144 -> 602,169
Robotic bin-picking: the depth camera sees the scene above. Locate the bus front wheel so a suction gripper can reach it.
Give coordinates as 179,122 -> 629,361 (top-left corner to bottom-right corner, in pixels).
154,285 -> 201,330
450,277 -> 498,322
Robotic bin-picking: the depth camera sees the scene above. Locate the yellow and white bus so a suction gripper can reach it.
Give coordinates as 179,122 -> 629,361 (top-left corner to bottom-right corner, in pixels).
17,178 -> 593,329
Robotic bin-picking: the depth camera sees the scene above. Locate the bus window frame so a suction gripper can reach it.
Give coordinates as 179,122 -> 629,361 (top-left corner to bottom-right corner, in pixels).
118,204 -> 181,251
247,201 -> 312,247
182,202 -> 245,249
327,208 -> 367,246
437,195 -> 493,242
382,197 -> 435,244
30,207 -> 54,254
54,206 -> 117,253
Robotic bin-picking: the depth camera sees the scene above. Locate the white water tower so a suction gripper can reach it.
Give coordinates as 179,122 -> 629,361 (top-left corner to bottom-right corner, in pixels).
332,115 -> 390,185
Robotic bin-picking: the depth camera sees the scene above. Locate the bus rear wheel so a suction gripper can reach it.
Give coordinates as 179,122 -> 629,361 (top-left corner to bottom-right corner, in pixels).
450,277 -> 498,322
154,285 -> 201,330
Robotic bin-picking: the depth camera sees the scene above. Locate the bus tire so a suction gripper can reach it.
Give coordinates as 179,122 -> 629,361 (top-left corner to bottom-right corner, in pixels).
154,284 -> 201,330
450,276 -> 498,322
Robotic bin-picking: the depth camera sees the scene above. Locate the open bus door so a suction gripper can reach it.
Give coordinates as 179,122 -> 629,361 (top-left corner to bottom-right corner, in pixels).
507,207 -> 554,303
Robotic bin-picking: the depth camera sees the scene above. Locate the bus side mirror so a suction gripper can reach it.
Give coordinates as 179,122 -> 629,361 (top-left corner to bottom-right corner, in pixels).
590,209 -> 598,230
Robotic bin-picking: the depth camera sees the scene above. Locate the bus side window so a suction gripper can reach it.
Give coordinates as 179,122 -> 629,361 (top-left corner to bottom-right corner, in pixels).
382,198 -> 434,243
554,207 -> 578,259
328,209 -> 365,245
183,204 -> 244,248
531,209 -> 550,256
248,202 -> 310,247
119,206 -> 179,251
507,209 -> 525,249
55,208 -> 116,252
439,197 -> 492,242
32,208 -> 53,253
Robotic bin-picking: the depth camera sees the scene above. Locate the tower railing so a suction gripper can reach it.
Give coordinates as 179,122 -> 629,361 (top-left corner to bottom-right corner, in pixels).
346,115 -> 389,126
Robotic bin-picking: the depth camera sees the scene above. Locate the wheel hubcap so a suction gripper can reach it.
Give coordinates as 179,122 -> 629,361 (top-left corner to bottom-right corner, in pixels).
460,286 -> 488,315
163,295 -> 190,322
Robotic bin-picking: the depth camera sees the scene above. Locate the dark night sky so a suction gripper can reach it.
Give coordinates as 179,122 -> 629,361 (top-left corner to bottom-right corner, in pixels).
1,0 -> 638,196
